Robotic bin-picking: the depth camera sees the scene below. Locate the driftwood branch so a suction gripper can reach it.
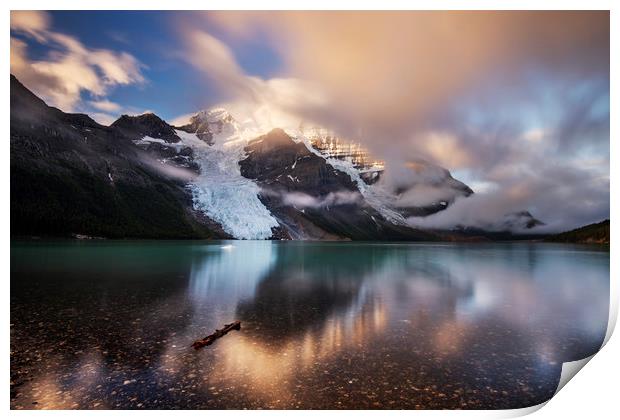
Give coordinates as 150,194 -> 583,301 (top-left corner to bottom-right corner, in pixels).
191,321 -> 241,349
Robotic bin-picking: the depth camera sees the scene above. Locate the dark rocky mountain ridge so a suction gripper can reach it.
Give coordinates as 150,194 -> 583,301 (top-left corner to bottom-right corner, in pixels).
113,113 -> 199,172
10,75 -> 218,239
111,113 -> 180,143
240,129 -> 437,240
10,74 -> 548,241
241,128 -> 359,195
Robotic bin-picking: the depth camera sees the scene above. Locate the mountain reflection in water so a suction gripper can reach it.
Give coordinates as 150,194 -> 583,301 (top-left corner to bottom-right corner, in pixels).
11,241 -> 609,409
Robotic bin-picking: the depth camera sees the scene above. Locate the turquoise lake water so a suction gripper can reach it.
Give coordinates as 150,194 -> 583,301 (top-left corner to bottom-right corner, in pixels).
10,241 -> 609,409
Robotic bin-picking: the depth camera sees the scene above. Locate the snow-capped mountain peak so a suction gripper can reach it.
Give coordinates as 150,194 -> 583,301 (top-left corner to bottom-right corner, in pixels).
178,107 -> 240,145
192,107 -> 235,125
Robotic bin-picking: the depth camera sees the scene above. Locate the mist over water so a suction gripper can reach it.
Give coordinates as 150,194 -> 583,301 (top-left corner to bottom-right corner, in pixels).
11,240 -> 608,409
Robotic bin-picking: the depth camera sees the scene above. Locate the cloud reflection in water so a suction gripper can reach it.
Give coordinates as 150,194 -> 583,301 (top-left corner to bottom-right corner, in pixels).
10,241 -> 608,409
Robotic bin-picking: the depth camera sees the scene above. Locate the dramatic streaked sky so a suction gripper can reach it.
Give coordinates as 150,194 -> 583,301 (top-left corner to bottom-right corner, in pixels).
10,10 -> 609,231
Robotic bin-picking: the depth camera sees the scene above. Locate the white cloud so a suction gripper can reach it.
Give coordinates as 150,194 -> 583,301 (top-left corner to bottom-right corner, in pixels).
169,112 -> 195,127
10,10 -> 144,112
10,10 -> 49,41
522,128 -> 547,143
185,15 -> 609,231
415,131 -> 475,170
88,99 -> 122,113
261,189 -> 363,209
90,112 -> 117,126
180,28 -> 327,133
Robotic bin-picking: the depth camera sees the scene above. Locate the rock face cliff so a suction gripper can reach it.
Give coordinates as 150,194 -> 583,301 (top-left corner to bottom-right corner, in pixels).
112,113 -> 199,172
240,129 -> 358,195
239,129 -> 436,240
10,75 -> 218,239
111,113 -> 180,143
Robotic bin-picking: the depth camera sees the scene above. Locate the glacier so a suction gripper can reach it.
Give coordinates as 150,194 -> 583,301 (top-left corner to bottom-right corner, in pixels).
140,108 -> 411,238
175,128 -> 279,240
181,108 -> 407,238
